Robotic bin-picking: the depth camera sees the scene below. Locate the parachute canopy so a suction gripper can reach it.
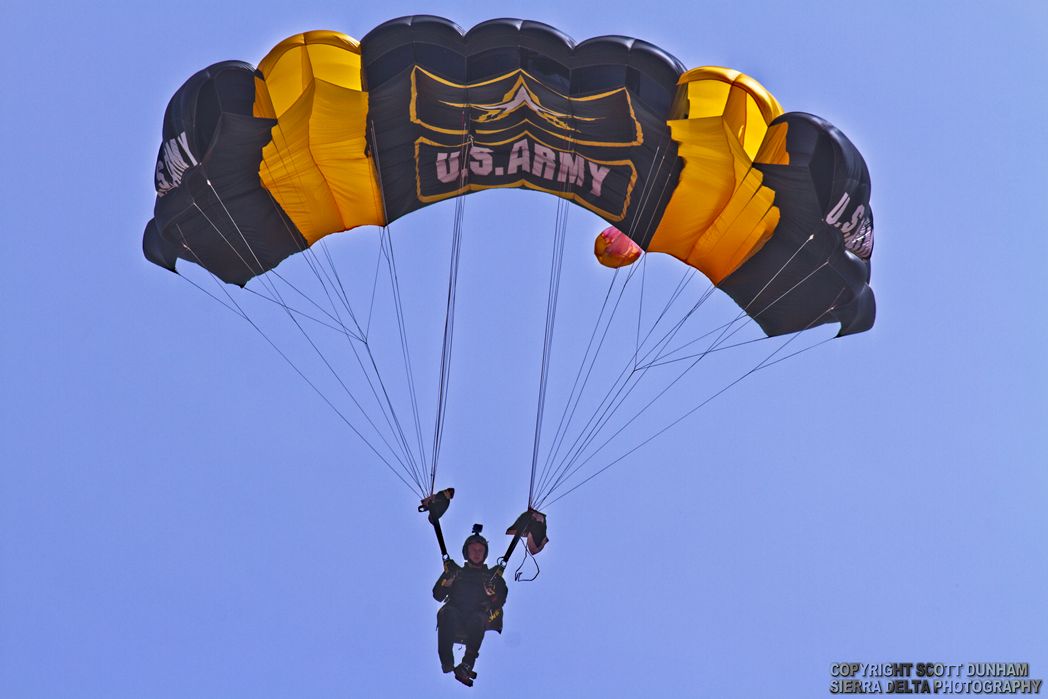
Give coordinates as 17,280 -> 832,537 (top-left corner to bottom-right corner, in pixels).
145,15 -> 875,336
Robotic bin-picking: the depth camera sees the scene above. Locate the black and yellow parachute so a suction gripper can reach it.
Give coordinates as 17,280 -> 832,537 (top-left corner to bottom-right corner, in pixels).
145,16 -> 874,339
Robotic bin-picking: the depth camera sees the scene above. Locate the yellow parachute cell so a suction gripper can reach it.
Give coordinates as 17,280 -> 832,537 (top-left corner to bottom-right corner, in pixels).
254,30 -> 385,244
648,67 -> 786,284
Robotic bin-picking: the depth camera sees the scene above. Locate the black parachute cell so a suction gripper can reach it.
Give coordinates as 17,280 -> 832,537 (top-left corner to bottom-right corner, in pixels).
145,61 -> 306,286
360,16 -> 685,245
719,112 -> 876,337
143,218 -> 179,273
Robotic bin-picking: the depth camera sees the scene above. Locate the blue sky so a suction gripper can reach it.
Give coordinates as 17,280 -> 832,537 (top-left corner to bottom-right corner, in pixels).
2,1 -> 1046,697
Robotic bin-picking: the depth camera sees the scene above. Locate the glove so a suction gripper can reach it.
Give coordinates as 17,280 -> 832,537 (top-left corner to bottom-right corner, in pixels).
440,560 -> 460,586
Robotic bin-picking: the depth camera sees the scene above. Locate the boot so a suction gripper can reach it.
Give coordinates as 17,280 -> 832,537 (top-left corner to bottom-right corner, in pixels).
463,649 -> 479,677
454,660 -> 477,686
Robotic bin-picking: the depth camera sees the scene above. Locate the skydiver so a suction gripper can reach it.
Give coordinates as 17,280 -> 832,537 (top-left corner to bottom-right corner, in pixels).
432,526 -> 508,687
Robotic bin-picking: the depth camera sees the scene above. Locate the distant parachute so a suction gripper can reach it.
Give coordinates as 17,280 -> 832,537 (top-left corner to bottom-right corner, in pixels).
594,227 -> 642,269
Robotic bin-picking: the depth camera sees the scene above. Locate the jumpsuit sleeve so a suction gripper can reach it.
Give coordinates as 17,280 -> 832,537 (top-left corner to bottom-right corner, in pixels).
489,575 -> 508,610
433,561 -> 459,601
433,574 -> 449,602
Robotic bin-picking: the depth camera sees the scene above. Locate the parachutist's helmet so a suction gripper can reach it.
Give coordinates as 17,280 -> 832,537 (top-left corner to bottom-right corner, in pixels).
462,524 -> 488,562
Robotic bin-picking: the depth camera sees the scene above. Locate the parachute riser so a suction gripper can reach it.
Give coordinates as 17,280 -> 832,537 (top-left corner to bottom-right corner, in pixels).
432,520 -> 450,561
491,531 -> 523,585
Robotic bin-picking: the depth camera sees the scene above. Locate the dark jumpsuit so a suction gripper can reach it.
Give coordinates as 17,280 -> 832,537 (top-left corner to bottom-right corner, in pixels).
433,562 -> 508,669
